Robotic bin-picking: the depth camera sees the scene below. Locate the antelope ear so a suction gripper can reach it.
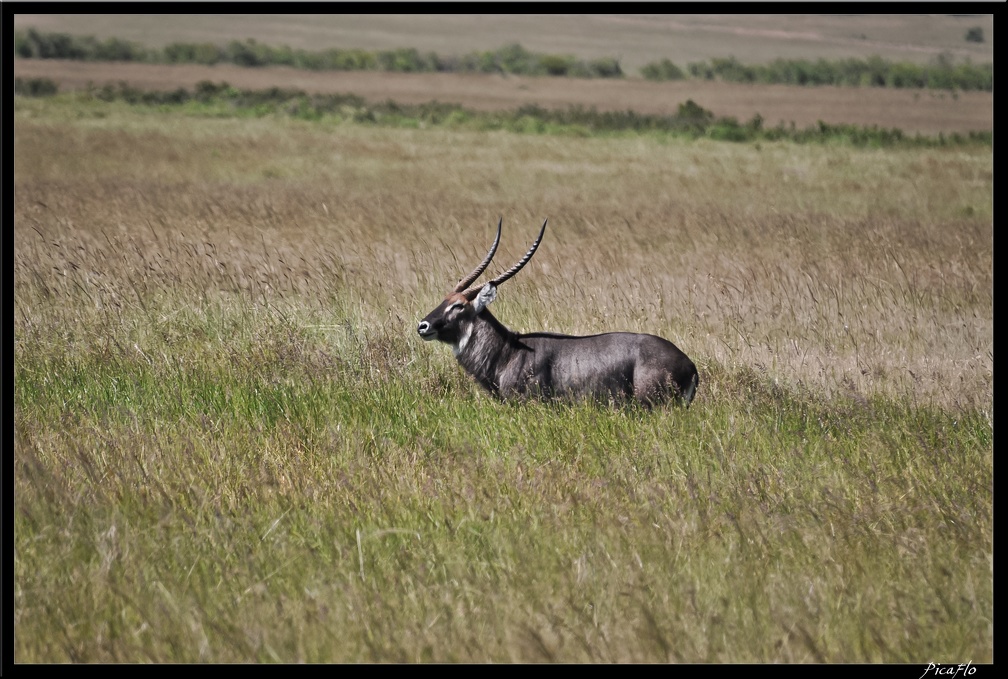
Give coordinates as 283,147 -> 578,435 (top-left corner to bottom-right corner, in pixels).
473,283 -> 497,313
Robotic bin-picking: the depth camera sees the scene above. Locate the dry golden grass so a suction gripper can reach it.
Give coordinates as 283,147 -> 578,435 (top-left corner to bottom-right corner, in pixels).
14,105 -> 993,412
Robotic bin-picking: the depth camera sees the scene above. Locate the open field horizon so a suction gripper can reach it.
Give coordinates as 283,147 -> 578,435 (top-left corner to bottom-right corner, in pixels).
12,13 -> 994,135
13,58 -> 993,137
12,13 -> 994,72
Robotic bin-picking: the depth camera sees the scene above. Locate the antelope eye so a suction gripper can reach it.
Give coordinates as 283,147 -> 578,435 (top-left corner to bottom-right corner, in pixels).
448,302 -> 465,312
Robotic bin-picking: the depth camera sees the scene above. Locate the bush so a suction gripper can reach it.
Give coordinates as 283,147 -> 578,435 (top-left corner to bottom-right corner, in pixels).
965,27 -> 984,43
93,37 -> 144,62
708,118 -> 749,142
194,80 -> 230,101
496,43 -> 537,74
687,61 -> 715,80
539,54 -> 573,76
376,48 -> 431,73
710,56 -> 756,83
16,29 -> 85,59
676,99 -> 714,124
226,39 -> 270,67
888,62 -> 926,88
587,56 -> 623,78
14,77 -> 58,96
640,58 -> 685,81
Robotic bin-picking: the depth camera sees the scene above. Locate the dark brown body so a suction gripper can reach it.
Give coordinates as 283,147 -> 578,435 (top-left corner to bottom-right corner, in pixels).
417,218 -> 699,407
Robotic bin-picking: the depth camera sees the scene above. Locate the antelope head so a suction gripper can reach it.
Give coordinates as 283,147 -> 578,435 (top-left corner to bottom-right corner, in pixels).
417,217 -> 547,355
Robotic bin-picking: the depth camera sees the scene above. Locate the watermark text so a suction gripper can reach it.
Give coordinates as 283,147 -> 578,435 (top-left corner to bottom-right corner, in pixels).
920,663 -> 976,679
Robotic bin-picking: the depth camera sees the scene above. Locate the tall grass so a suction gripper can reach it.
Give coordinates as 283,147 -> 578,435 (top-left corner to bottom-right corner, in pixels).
13,96 -> 992,662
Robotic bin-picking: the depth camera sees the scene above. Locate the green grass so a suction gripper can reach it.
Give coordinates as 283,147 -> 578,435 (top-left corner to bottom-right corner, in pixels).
14,325 -> 993,661
14,336 -> 992,662
14,95 -> 992,662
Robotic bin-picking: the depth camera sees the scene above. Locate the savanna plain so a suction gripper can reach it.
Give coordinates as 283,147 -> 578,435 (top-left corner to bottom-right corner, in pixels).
13,43 -> 993,666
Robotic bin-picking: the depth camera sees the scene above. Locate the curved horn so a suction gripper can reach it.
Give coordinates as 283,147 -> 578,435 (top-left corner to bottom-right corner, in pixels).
453,217 -> 502,293
463,219 -> 548,297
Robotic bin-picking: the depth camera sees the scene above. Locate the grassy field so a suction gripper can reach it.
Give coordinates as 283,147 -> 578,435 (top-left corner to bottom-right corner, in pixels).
12,85 -> 992,663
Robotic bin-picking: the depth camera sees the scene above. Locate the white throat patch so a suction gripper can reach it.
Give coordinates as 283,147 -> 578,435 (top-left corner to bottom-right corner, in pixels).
452,323 -> 474,357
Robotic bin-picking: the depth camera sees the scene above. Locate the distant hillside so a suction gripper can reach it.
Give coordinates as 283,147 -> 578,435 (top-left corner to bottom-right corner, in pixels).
10,13 -> 994,75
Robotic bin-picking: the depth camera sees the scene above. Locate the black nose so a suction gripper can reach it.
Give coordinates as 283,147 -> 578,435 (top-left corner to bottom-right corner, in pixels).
417,321 -> 429,335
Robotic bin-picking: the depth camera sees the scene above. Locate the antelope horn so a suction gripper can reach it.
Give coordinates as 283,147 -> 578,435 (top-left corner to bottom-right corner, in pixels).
453,217 -> 503,293
463,219 -> 548,297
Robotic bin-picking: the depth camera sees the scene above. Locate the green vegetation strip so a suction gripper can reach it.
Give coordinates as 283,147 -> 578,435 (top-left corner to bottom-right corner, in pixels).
14,78 -> 991,148
15,28 -> 992,91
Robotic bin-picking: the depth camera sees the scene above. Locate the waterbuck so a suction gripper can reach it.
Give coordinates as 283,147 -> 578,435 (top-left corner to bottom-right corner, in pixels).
417,218 -> 698,407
